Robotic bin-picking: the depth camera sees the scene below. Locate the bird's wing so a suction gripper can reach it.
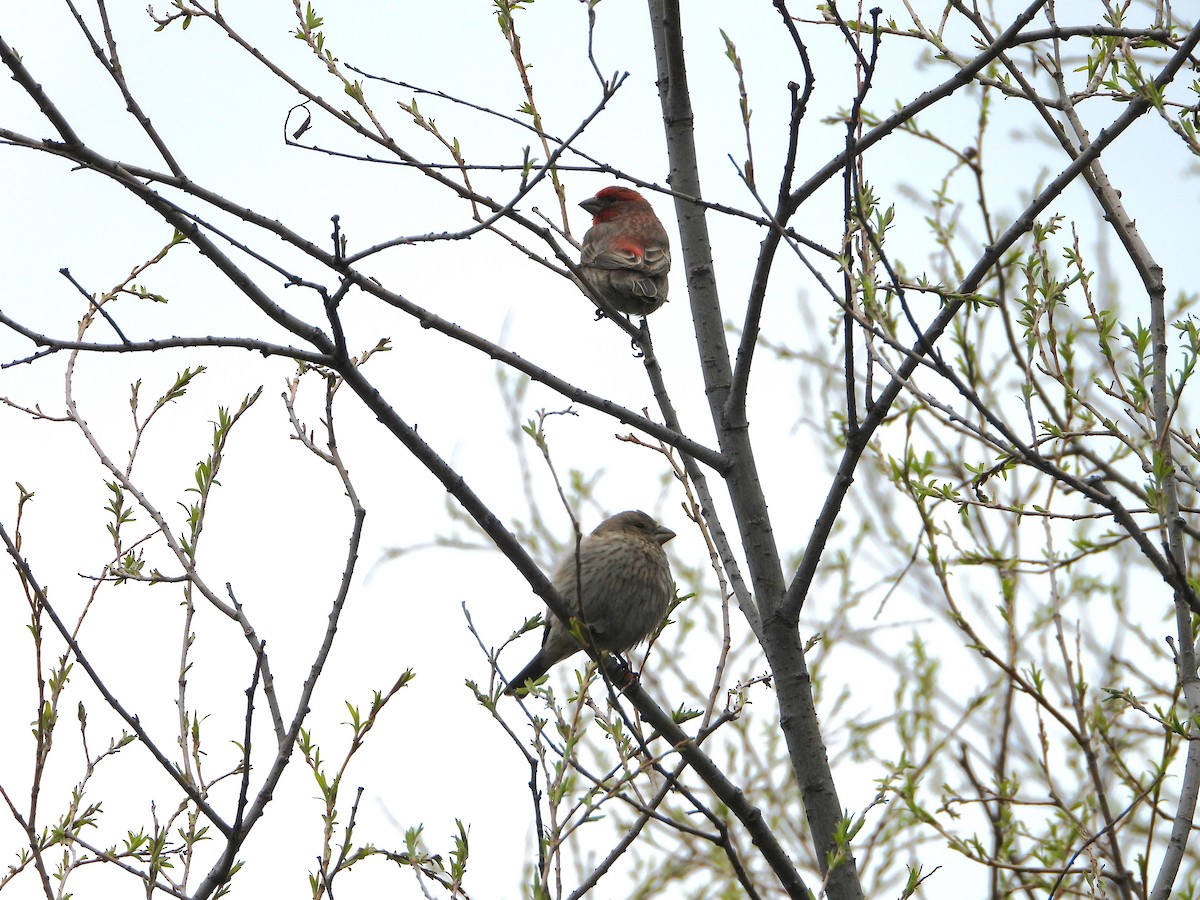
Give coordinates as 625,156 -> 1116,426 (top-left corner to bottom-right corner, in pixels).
581,241 -> 642,271
639,245 -> 671,277
583,243 -> 670,287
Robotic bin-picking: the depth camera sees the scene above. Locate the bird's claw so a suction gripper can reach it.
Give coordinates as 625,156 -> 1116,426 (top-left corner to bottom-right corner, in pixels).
602,654 -> 640,692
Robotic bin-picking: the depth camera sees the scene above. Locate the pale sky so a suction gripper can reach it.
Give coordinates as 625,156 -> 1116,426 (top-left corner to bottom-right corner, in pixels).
2,2 -> 1197,898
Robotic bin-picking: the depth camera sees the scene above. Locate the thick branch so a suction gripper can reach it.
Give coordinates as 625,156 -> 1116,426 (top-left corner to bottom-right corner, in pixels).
647,2 -> 862,896
619,676 -> 811,899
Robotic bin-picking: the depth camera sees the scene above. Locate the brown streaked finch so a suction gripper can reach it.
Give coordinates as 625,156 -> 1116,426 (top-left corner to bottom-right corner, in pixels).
578,186 -> 671,317
505,510 -> 676,696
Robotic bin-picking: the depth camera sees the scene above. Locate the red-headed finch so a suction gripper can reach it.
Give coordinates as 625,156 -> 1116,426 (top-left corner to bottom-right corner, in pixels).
505,510 -> 676,696
579,186 -> 671,317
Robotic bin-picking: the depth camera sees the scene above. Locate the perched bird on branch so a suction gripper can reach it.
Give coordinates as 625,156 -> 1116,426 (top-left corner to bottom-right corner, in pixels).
505,510 -> 676,696
579,186 -> 671,318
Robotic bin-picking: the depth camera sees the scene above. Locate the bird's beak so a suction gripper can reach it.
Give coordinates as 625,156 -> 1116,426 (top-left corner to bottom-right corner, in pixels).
653,526 -> 676,545
579,197 -> 603,216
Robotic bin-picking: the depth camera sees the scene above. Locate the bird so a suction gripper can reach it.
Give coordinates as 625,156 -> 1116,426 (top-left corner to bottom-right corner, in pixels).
505,510 -> 676,696
578,186 -> 671,317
